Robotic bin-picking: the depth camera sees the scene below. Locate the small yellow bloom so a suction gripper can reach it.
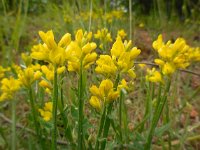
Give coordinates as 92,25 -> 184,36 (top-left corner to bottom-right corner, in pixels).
18,67 -> 35,87
139,23 -> 145,28
146,68 -> 163,83
41,65 -> 54,81
38,102 -> 52,121
57,66 -> 66,74
89,96 -> 101,111
117,79 -> 129,91
152,34 -> 196,75
138,63 -> 146,69
0,77 -> 21,101
117,29 -> 127,39
65,30 -> 97,73
89,79 -> 119,110
39,80 -> 52,89
31,30 -> 71,66
95,55 -> 117,77
0,66 -> 10,79
34,71 -> 42,80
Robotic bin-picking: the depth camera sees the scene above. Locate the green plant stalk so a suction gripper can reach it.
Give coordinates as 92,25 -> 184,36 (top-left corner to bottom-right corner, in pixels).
119,91 -> 123,142
100,74 -> 120,150
165,99 -> 171,150
78,62 -> 84,150
59,79 -> 73,144
150,83 -> 155,121
104,0 -> 107,28
140,82 -> 151,132
52,65 -> 58,150
29,87 -> 43,148
95,107 -> 106,150
88,0 -> 93,31
11,98 -> 16,150
145,78 -> 171,150
1,0 -> 7,16
129,0 -> 132,40
100,104 -> 112,150
122,91 -> 128,143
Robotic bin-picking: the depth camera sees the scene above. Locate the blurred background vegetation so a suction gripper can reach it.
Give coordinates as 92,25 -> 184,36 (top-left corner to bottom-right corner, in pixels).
0,0 -> 199,65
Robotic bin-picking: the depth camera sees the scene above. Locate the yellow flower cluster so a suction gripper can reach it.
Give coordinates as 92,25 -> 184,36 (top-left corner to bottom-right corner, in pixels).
153,34 -> 200,75
94,28 -> 112,50
96,36 -> 141,78
31,29 -> 97,73
0,66 -> 10,79
146,68 -> 163,83
117,29 -> 127,39
18,67 -> 42,88
38,102 -> 53,121
89,79 -> 119,111
0,77 -> 21,101
66,29 -> 97,72
31,30 -> 71,66
104,10 -> 124,23
89,78 -> 129,111
75,9 -> 124,24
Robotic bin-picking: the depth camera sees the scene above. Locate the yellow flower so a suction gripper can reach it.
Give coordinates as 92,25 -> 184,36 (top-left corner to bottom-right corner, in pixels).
18,67 -> 35,88
95,55 -> 117,77
39,80 -> 52,89
38,102 -> 52,121
34,71 -> 42,80
0,77 -> 21,101
89,79 -> 119,110
41,65 -> 54,81
95,36 -> 140,78
57,66 -> 66,74
162,63 -> 176,75
146,68 -> 163,83
94,28 -> 112,50
188,47 -> 200,62
152,34 -> 196,75
0,66 -> 10,79
138,63 -> 146,69
139,23 -> 145,28
94,28 -> 112,42
66,29 -> 97,73
31,30 -> 71,66
117,29 -> 127,39
89,96 -> 101,111
117,79 -> 129,91
152,34 -> 164,51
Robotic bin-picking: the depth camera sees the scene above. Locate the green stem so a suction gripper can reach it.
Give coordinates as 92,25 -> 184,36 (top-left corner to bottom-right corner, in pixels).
129,0 -> 132,40
100,74 -> 121,150
140,82 -> 151,132
165,96 -> 171,150
11,98 -> 16,150
145,78 -> 171,150
78,62 -> 84,150
59,79 -> 73,144
100,104 -> 112,150
88,0 -> 92,31
119,91 -> 123,142
29,87 -> 43,148
95,107 -> 106,150
122,92 -> 128,144
104,0 -> 107,28
52,65 -> 58,150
